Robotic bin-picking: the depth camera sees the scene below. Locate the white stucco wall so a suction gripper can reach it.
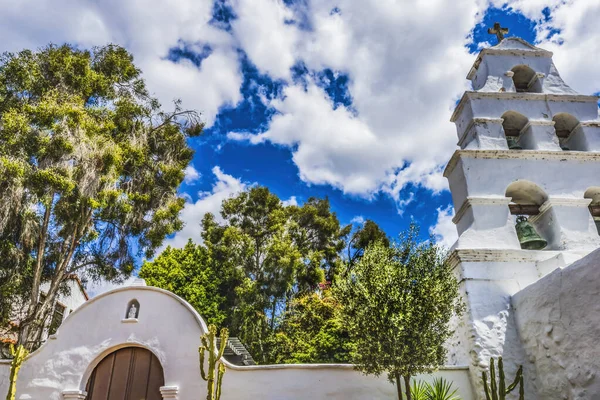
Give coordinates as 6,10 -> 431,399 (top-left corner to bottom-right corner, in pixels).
513,248 -> 600,399
446,249 -> 590,399
0,284 -> 474,400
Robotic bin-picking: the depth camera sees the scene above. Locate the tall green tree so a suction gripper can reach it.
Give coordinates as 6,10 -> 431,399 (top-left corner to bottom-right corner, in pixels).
334,224 -> 464,400
139,240 -> 239,327
346,219 -> 389,269
0,43 -> 202,349
201,186 -> 350,362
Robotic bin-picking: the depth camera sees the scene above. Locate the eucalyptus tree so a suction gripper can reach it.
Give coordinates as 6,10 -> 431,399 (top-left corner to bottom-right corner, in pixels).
200,187 -> 350,362
334,224 -> 464,400
0,44 -> 202,349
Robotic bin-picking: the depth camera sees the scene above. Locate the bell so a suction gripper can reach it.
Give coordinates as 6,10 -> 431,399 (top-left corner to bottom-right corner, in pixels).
515,216 -> 547,250
506,136 -> 522,150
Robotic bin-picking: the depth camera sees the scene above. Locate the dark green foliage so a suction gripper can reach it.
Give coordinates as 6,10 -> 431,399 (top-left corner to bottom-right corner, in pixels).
334,223 -> 465,400
143,186 -> 367,364
268,288 -> 353,364
346,219 -> 389,269
200,187 -> 350,363
0,43 -> 202,348
482,357 -> 524,400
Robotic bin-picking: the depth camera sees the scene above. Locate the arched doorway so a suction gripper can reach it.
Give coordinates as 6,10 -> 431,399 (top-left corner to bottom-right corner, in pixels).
85,347 -> 164,400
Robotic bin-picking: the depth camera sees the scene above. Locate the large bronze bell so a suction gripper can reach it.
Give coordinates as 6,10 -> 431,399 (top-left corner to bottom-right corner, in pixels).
506,136 -> 522,150
515,215 -> 547,250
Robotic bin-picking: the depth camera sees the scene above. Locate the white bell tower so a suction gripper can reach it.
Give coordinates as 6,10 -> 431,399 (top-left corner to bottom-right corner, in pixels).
445,25 -> 600,398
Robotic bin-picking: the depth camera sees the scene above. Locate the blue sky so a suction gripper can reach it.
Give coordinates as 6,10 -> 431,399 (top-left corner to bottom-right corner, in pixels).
1,0 -> 599,269
170,4 -> 544,246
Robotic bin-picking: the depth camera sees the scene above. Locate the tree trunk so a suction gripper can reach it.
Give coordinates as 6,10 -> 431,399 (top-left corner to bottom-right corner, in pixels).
404,375 -> 412,400
19,198 -> 53,347
395,372 -> 404,400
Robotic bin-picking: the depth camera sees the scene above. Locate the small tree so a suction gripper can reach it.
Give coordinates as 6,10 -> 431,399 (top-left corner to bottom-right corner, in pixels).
334,223 -> 464,400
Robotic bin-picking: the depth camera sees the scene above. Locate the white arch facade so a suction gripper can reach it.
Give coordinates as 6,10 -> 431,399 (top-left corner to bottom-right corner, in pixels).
0,283 -> 474,400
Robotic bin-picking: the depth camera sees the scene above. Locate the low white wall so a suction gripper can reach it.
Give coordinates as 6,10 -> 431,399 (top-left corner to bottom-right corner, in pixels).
0,285 -> 473,399
513,248 -> 600,399
222,365 -> 472,400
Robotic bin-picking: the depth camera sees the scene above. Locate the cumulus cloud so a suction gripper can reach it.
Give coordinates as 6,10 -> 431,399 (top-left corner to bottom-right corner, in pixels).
282,196 -> 299,206
184,165 -> 202,184
429,205 -> 458,250
228,0 -> 479,205
0,0 -> 243,127
3,0 -> 600,214
350,215 -> 365,225
159,166 -> 246,251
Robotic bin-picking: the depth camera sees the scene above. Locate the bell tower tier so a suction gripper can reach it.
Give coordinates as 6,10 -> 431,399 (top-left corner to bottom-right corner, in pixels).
444,31 -> 600,399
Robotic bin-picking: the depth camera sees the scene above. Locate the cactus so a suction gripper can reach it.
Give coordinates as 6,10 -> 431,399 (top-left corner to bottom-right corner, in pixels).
199,324 -> 229,400
5,344 -> 29,400
482,357 -> 524,400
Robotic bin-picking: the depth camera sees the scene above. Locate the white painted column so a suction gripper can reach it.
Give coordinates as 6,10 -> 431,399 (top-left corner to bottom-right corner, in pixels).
519,121 -> 561,150
62,390 -> 87,400
453,197 -> 521,249
458,118 -> 508,150
160,386 -> 179,400
579,122 -> 600,151
532,198 -> 600,251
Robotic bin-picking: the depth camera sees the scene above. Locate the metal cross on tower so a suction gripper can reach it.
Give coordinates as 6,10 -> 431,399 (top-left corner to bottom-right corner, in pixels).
488,22 -> 509,43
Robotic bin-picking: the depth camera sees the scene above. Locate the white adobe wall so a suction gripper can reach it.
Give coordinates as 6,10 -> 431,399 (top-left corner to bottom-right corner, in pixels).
445,250 -> 585,399
513,248 -> 600,399
0,285 -> 474,400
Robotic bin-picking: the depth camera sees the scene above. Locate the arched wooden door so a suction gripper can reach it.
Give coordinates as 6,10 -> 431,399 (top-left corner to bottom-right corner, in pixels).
85,347 -> 164,400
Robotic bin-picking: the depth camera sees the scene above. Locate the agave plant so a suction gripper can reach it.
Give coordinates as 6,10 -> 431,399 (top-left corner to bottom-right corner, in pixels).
411,379 -> 430,400
427,378 -> 461,400
410,378 -> 461,400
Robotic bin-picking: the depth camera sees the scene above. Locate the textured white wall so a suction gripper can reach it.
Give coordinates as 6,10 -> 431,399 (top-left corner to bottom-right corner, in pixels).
513,248 -> 600,399
0,285 -> 474,400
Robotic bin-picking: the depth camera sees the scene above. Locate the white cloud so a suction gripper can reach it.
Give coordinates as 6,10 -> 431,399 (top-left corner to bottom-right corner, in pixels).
159,166 -> 246,251
3,0 -> 600,214
184,165 -> 202,184
350,215 -> 365,225
228,0 -> 480,206
429,205 -> 458,250
230,0 -> 299,80
0,0 -> 242,127
282,196 -> 298,206
227,0 -> 600,210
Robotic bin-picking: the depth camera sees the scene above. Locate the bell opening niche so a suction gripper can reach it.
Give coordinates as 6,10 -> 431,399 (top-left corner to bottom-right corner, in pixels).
506,180 -> 551,250
502,111 -> 528,150
511,64 -> 542,93
584,187 -> 600,235
553,113 -> 581,151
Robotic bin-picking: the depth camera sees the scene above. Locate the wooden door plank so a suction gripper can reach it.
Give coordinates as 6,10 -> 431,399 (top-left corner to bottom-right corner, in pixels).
107,348 -> 133,400
88,352 -> 115,400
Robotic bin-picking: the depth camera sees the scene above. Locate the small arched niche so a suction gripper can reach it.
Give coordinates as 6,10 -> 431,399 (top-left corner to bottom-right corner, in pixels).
584,187 -> 600,234
553,113 -> 581,150
125,299 -> 140,319
511,64 -> 542,93
502,111 -> 529,149
506,180 -> 552,250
